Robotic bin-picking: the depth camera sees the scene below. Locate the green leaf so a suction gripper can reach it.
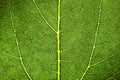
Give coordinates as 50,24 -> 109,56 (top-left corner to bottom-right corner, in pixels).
0,0 -> 120,80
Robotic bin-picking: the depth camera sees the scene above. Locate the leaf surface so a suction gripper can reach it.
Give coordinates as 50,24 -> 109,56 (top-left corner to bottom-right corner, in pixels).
0,0 -> 120,80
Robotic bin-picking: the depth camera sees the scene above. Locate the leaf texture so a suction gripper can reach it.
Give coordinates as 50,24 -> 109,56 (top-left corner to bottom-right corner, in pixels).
0,0 -> 120,80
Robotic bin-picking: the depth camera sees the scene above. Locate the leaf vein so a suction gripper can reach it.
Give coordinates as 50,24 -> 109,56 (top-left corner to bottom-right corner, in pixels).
32,0 -> 57,33
79,0 -> 102,80
9,2 -> 32,80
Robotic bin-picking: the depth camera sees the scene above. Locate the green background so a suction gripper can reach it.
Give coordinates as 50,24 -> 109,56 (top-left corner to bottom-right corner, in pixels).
0,0 -> 120,80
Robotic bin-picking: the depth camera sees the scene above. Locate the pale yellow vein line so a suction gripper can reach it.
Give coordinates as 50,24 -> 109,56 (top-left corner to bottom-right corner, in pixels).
9,5 -> 32,80
79,1 -> 102,80
32,0 -> 57,33
57,0 -> 61,80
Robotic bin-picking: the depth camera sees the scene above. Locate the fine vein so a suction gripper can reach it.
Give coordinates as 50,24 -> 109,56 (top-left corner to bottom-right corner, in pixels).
2,52 -> 19,59
0,71 -> 19,80
90,52 -> 118,67
57,0 -> 61,80
32,0 -> 57,33
106,71 -> 120,80
79,0 -> 102,80
9,6 -> 32,80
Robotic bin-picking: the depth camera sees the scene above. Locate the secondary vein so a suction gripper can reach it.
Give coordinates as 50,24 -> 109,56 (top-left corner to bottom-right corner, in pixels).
9,3 -> 32,80
79,0 -> 102,80
32,0 -> 57,33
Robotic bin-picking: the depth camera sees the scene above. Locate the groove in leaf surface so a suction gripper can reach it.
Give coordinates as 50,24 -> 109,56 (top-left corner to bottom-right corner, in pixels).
0,0 -> 120,80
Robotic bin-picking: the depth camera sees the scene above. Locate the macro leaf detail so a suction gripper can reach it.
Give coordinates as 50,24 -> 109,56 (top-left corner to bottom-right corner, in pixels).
0,0 -> 120,80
